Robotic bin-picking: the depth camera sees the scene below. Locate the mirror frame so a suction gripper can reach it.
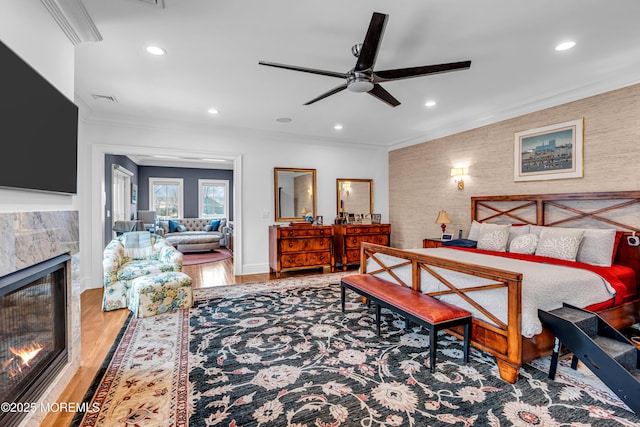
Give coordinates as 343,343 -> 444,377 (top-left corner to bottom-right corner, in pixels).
336,178 -> 373,216
274,167 -> 317,222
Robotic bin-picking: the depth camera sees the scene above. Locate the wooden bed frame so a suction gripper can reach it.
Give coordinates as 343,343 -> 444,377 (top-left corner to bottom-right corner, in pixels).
361,191 -> 640,383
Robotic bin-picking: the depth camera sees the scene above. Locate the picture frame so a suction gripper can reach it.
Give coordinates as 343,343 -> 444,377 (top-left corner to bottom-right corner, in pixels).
371,214 -> 381,224
131,183 -> 138,204
514,118 -> 583,182
441,233 -> 453,241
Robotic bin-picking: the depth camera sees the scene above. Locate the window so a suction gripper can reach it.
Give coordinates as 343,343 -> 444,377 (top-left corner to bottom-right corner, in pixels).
149,178 -> 184,218
198,179 -> 229,219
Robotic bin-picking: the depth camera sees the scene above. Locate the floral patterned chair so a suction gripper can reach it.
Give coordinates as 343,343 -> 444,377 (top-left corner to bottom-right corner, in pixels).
102,232 -> 183,311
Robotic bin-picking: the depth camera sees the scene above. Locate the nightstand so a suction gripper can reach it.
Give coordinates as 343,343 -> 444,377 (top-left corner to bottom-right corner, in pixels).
422,238 -> 445,248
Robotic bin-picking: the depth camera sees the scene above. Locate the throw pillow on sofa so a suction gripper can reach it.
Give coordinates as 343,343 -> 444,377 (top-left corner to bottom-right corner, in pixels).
210,219 -> 221,231
168,219 -> 179,233
203,224 -> 213,232
177,224 -> 187,232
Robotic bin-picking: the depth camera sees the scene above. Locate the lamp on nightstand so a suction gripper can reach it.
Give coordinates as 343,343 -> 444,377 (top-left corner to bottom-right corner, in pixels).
435,210 -> 451,234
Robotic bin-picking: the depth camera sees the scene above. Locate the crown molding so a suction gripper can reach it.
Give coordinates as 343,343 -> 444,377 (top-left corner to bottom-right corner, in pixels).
41,0 -> 102,45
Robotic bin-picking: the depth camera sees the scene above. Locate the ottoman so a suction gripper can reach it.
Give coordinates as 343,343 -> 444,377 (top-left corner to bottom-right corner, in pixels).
128,271 -> 193,318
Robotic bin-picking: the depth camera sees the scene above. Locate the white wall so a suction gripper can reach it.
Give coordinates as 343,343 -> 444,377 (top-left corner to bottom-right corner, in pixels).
84,118 -> 389,287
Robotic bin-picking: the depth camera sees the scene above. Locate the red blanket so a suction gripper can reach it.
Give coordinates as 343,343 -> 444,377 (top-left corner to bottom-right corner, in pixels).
448,247 -> 635,309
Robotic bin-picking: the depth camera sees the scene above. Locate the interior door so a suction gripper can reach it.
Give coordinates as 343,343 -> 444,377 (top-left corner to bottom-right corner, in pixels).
112,166 -> 132,237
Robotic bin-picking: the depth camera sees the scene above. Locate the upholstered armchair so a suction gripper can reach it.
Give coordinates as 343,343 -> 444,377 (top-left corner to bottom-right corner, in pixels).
102,232 -> 183,311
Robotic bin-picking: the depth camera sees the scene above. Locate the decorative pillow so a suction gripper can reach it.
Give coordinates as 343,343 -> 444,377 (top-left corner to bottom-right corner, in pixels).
529,225 -> 546,237
177,224 -> 187,232
575,228 -> 617,267
210,219 -> 221,231
468,220 -> 481,241
507,224 -> 531,250
535,228 -> 584,261
158,221 -> 169,234
168,219 -> 179,233
203,224 -> 213,232
509,234 -> 539,254
476,223 -> 511,252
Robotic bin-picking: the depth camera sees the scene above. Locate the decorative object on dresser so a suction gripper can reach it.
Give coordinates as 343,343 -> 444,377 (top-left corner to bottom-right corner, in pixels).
269,224 -> 334,278
334,223 -> 390,270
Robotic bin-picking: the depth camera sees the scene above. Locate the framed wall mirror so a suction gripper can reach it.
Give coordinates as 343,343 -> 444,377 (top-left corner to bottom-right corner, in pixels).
274,167 -> 317,222
336,178 -> 373,216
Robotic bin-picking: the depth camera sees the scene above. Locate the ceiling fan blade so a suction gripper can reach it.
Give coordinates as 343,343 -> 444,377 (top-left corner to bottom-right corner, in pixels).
368,84 -> 400,107
304,84 -> 348,105
374,60 -> 472,82
259,61 -> 347,79
355,12 -> 388,72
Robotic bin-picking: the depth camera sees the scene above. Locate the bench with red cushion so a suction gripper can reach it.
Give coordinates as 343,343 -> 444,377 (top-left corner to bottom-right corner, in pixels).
340,274 -> 472,372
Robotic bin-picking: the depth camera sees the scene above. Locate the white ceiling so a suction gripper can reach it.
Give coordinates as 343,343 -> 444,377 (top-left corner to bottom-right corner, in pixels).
75,0 -> 640,152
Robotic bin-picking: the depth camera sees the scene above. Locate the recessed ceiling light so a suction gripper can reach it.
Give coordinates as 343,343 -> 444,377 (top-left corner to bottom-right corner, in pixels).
334,124 -> 343,130
555,41 -> 576,51
424,100 -> 437,107
145,45 -> 167,56
207,108 -> 219,115
276,117 -> 292,123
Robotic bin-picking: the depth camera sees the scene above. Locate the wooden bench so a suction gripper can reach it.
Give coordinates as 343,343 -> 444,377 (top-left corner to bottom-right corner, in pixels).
340,274 -> 472,372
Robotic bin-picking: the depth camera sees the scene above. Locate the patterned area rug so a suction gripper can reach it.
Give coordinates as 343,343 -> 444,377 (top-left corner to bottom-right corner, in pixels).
182,248 -> 232,266
73,273 -> 640,426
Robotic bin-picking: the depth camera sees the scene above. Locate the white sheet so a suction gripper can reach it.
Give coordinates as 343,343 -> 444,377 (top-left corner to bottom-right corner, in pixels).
366,248 -> 616,338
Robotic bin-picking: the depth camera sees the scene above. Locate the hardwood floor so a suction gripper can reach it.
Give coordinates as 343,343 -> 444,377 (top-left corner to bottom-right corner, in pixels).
39,255 -> 277,427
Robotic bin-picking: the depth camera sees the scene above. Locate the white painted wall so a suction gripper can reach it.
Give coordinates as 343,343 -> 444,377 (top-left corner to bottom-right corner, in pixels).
84,118 -> 389,287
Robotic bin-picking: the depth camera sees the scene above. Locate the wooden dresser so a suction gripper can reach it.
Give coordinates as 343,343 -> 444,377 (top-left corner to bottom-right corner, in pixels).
269,225 -> 334,278
333,224 -> 391,270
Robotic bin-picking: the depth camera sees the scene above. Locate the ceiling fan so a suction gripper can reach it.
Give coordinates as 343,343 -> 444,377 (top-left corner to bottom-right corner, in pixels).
259,12 -> 471,107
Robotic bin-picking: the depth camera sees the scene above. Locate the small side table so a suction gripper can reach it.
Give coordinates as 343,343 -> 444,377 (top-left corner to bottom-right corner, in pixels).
422,238 -> 445,248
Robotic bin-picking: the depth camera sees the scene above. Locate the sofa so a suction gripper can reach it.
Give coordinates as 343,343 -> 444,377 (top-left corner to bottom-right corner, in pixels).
102,232 -> 183,311
158,218 -> 228,252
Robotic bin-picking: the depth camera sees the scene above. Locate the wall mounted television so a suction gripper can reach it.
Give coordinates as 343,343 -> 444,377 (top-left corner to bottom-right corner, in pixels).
0,40 -> 78,195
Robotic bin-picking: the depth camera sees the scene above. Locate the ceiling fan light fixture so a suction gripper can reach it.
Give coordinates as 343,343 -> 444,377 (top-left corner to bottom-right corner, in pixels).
347,80 -> 374,93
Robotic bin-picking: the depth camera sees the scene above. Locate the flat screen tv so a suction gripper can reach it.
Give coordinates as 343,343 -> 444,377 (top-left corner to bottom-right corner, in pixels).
0,40 -> 78,195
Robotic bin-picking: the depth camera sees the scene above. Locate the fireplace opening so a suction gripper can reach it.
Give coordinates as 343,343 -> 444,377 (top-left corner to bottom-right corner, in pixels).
0,254 -> 69,427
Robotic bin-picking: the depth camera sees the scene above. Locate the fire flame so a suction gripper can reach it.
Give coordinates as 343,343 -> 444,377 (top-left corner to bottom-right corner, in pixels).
2,343 -> 44,377
10,343 -> 44,367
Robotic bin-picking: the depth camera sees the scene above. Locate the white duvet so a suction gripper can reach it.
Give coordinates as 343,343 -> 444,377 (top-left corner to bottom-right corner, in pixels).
366,248 -> 617,338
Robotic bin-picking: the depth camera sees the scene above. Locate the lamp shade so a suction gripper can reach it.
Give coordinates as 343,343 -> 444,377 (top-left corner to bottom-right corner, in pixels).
435,210 -> 451,224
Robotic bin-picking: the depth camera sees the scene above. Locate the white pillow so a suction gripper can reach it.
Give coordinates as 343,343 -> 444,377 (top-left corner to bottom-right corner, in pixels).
477,223 -> 511,252
507,224 -> 531,249
509,234 -> 539,254
529,225 -> 545,237
535,228 -> 584,261
575,228 -> 617,267
468,220 -> 481,241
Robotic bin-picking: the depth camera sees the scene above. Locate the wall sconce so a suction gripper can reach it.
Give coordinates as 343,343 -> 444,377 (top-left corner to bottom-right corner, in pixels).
450,167 -> 468,191
342,182 -> 351,197
435,210 -> 451,234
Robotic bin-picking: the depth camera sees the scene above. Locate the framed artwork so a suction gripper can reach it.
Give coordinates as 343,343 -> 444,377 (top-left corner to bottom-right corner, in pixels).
371,214 -> 381,224
514,118 -> 583,182
441,233 -> 453,241
131,183 -> 138,204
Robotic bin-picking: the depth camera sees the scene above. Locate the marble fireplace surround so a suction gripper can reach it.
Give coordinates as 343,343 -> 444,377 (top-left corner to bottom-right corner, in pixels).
0,211 -> 80,426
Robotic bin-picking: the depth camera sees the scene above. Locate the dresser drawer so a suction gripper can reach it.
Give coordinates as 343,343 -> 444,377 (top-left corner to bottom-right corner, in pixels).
345,249 -> 361,264
345,234 -> 390,248
280,251 -> 332,268
280,237 -> 332,252
278,227 -> 332,238
343,225 -> 390,235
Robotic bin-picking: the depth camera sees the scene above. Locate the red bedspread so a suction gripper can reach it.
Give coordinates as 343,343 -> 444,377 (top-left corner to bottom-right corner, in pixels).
448,247 -> 636,310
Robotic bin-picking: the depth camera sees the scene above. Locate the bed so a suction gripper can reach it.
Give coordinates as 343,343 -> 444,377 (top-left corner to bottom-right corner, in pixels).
362,191 -> 640,383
